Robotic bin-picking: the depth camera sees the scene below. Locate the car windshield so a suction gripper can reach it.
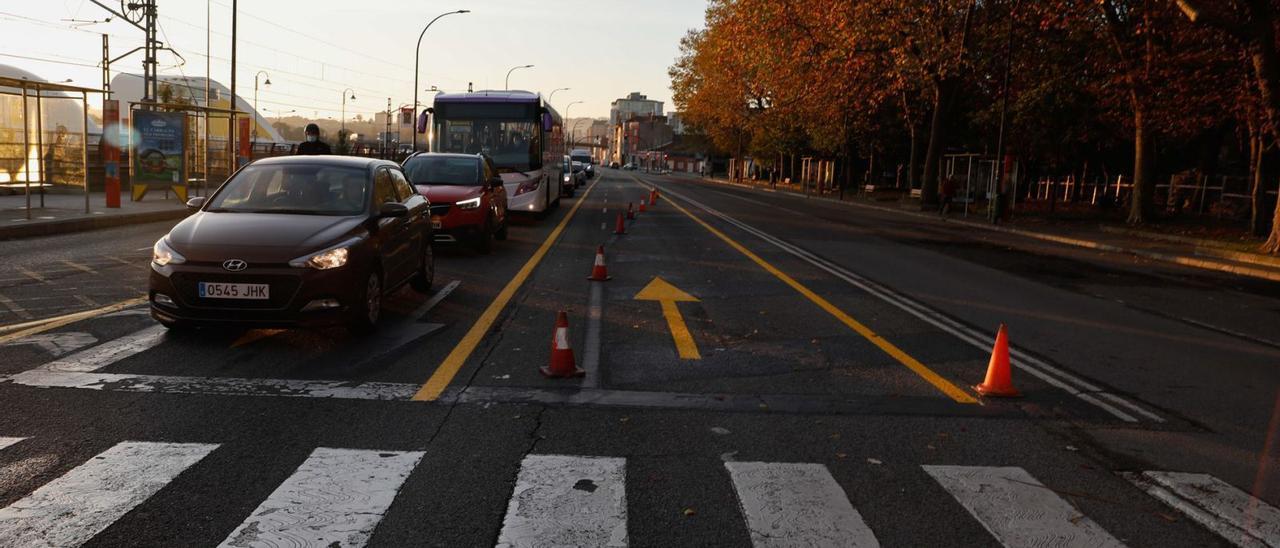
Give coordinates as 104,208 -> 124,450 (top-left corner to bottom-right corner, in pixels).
571,155 -> 591,164
437,119 -> 540,173
403,156 -> 479,185
205,164 -> 369,215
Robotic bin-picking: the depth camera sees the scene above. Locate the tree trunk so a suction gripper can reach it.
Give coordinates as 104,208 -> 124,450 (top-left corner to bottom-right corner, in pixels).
1249,31 -> 1280,251
1127,107 -> 1152,224
921,83 -> 948,208
907,121 -> 920,190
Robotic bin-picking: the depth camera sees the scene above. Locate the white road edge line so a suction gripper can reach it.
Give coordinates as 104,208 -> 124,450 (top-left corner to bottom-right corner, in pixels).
1125,471 -> 1280,548
218,447 -> 424,548
0,441 -> 218,548
726,461 -> 880,547
924,465 -> 1126,548
652,181 -> 1160,423
0,437 -> 27,452
496,455 -> 627,547
581,281 -> 604,389
413,279 -> 461,320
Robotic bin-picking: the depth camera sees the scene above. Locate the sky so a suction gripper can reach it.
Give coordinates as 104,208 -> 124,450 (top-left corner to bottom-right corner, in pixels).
0,0 -> 708,121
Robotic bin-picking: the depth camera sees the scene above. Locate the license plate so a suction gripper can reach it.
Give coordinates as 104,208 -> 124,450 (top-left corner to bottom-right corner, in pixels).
431,216 -> 442,229
198,282 -> 269,300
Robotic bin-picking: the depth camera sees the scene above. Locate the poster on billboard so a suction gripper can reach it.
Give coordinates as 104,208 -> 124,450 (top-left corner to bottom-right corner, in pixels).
131,110 -> 186,201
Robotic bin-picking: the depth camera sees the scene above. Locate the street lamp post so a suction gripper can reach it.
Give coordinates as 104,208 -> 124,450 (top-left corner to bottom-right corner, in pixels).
505,64 -> 533,90
565,100 -> 583,148
413,9 -> 469,153
548,87 -> 569,104
252,70 -> 270,145
341,88 -> 355,151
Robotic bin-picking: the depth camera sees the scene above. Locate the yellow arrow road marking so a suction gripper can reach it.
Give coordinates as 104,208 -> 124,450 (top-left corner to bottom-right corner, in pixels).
634,276 -> 701,360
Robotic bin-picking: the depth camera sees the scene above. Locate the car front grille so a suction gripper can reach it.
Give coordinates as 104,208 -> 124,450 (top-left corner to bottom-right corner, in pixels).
430,204 -> 452,216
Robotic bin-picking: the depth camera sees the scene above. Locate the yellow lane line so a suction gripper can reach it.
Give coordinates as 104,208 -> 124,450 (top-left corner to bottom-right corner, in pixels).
635,176 -> 978,404
659,300 -> 701,360
412,181 -> 599,401
0,296 -> 147,345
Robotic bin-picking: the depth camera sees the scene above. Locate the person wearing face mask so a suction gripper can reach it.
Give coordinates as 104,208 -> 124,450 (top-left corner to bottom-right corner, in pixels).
295,123 -> 332,155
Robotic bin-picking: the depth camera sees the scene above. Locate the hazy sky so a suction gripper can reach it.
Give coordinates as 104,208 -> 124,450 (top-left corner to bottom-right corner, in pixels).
1,1 -> 707,120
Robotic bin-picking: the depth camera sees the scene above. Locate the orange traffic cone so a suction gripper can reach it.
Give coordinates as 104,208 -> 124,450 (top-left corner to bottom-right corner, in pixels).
588,245 -> 611,281
639,198 -> 648,213
613,212 -> 627,235
974,324 -> 1020,397
541,310 -> 584,378
650,189 -> 659,204
626,202 -> 635,220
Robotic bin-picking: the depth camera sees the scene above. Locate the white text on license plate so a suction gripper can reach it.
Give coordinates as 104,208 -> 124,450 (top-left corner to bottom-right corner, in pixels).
431,216 -> 442,229
198,282 -> 269,300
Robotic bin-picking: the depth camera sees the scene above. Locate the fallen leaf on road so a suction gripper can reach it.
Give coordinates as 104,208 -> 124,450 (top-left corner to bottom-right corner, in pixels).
836,453 -> 848,459
683,508 -> 697,517
867,458 -> 883,465
619,417 -> 630,423
710,427 -> 731,435
1065,445 -> 1079,452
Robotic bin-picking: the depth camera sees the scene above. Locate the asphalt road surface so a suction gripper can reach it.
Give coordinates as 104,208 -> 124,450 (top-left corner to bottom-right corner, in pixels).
1,169 -> 1278,547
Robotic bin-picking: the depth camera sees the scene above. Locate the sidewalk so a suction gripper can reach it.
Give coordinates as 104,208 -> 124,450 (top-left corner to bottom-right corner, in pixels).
0,190 -> 189,240
678,173 -> 1280,283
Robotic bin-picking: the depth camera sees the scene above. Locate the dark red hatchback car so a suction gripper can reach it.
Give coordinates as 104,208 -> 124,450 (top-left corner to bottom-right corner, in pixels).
149,156 -> 434,332
402,153 -> 508,253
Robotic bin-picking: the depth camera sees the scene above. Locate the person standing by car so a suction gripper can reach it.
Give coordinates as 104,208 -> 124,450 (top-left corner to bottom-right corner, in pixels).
296,123 -> 332,155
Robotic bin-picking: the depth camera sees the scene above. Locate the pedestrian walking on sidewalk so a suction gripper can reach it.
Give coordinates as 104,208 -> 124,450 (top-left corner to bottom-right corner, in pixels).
939,176 -> 957,215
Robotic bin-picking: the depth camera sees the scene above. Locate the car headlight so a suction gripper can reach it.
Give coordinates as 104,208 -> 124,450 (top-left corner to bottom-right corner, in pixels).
290,240 -> 357,270
563,174 -> 571,182
456,196 -> 482,210
152,237 -> 186,266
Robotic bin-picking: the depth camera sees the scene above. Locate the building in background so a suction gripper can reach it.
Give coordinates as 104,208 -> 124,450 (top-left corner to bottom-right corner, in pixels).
667,111 -> 685,136
613,114 -> 673,169
609,92 -> 662,126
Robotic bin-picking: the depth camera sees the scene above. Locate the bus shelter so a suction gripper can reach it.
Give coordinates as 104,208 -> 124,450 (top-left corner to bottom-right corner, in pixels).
0,76 -> 105,218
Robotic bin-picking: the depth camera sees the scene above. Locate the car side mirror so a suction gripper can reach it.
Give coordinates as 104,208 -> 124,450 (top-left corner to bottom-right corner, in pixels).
379,202 -> 409,218
489,176 -> 504,188
186,196 -> 206,211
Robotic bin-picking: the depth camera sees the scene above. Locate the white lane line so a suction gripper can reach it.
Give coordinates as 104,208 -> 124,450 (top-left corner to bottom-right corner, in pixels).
218,447 -> 423,548
0,294 -> 33,320
1,332 -> 98,357
61,261 -> 96,275
653,183 -> 1160,423
1126,471 -> 1280,548
16,268 -> 47,284
496,455 -> 627,548
581,282 -> 604,389
0,437 -> 26,451
34,324 -> 166,373
924,465 -> 1125,548
0,441 -> 217,548
412,279 -> 460,320
5,370 -> 421,400
726,461 -> 880,547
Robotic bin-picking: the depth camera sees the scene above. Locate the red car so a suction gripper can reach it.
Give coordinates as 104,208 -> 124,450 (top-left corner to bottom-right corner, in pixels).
403,153 -> 508,253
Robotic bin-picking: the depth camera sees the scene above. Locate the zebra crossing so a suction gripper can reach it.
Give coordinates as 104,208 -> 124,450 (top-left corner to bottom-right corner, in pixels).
1,436 -> 1277,547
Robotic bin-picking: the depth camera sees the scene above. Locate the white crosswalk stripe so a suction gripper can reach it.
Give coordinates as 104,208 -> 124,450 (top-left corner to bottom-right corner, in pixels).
726,461 -> 879,547
1126,471 -> 1280,548
0,437 -> 25,452
496,454 -> 628,548
0,441 -> 217,548
218,447 -> 424,548
924,465 -> 1126,548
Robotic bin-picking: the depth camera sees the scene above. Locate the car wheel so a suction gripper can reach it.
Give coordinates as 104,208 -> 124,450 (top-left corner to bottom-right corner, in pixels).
475,217 -> 494,254
349,270 -> 382,334
410,244 -> 434,293
494,218 -> 508,241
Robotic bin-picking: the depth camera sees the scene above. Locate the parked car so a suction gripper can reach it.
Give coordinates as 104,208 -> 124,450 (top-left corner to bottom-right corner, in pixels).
403,152 -> 508,253
623,163 -> 636,171
149,156 -> 434,333
610,162 -> 620,169
570,149 -> 594,179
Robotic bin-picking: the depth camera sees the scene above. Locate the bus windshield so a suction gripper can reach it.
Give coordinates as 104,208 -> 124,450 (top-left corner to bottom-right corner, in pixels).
437,119 -> 541,173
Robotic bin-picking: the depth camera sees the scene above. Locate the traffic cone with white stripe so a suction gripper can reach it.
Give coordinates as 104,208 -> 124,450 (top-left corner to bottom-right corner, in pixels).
639,198 -> 648,213
974,324 -> 1019,397
626,202 -> 635,220
541,310 -> 584,378
650,188 -> 659,204
587,245 -> 611,281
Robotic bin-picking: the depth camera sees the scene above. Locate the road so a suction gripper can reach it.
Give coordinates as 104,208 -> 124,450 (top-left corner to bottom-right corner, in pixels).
0,168 -> 1278,547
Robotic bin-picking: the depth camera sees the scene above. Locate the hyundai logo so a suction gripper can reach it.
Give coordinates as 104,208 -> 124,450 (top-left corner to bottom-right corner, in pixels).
222,259 -> 248,272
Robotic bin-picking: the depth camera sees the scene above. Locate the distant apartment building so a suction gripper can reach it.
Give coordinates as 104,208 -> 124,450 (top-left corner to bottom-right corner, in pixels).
667,111 -> 686,135
612,114 -> 674,168
609,92 -> 663,126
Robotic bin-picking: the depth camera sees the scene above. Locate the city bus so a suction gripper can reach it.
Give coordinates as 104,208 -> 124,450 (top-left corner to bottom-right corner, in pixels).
431,90 -> 564,215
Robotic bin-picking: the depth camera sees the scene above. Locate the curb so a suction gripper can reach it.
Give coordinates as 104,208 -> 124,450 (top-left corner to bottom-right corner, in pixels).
0,208 -> 190,240
687,175 -> 1280,283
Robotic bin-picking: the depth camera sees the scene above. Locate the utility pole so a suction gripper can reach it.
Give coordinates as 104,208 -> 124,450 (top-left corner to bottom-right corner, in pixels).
101,34 -> 110,94
90,0 -> 158,100
229,0 -> 238,167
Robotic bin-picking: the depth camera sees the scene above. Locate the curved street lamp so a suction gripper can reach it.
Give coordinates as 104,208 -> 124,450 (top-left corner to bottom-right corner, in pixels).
413,9 -> 470,153
341,88 -> 356,145
505,64 -> 533,90
253,70 -> 270,144
548,87 -> 570,103
564,100 -> 583,146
